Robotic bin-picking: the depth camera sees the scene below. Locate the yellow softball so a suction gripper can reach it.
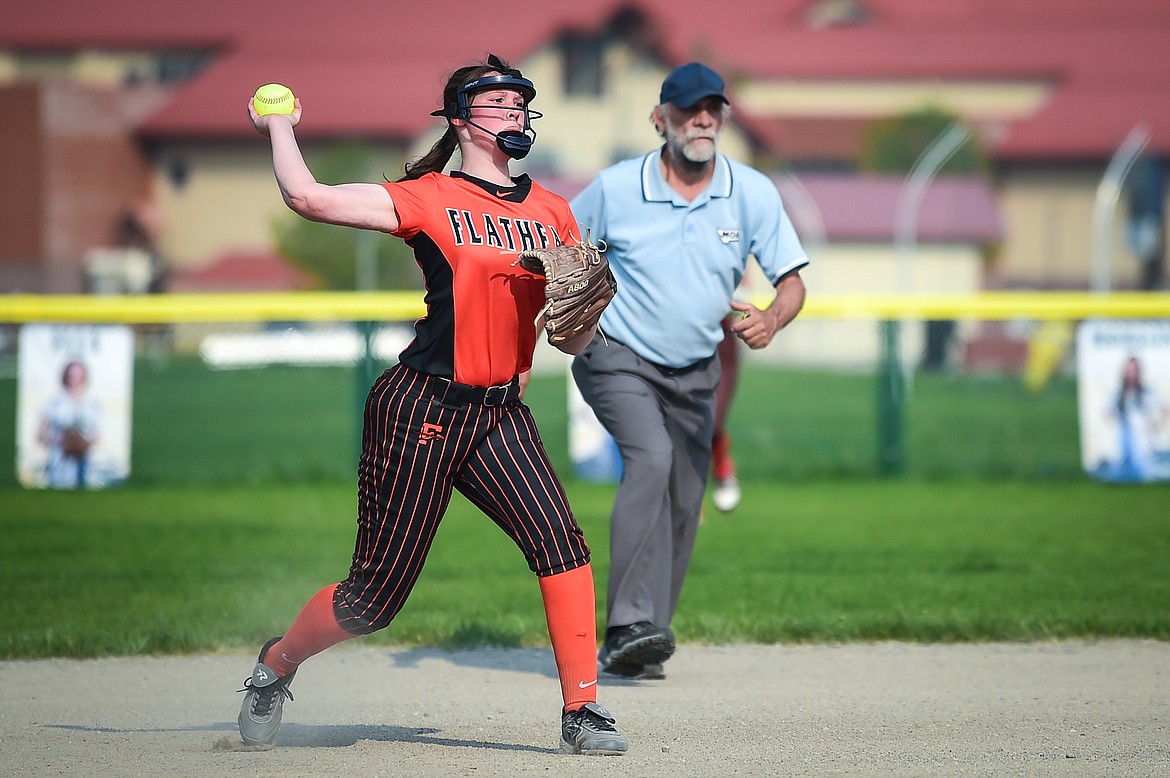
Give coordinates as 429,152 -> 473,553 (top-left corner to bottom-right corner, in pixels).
253,83 -> 295,116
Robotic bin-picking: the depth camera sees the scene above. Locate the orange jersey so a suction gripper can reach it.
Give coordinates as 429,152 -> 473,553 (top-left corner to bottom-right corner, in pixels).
383,172 -> 579,387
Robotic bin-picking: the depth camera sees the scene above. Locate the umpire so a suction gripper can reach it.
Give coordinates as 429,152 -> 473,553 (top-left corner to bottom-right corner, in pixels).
570,62 -> 809,679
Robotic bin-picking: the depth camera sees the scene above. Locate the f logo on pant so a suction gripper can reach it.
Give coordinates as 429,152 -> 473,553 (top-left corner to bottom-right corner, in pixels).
419,423 -> 445,445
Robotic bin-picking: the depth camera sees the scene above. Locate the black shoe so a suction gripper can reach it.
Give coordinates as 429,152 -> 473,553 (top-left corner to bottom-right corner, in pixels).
635,662 -> 665,680
559,702 -> 628,755
598,622 -> 675,677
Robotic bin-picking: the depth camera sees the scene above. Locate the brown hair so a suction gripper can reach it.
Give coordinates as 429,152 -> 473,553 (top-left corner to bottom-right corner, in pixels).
61,360 -> 88,388
399,55 -> 521,181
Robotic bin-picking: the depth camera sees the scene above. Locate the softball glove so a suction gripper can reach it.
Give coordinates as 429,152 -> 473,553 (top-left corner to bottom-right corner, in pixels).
517,240 -> 616,348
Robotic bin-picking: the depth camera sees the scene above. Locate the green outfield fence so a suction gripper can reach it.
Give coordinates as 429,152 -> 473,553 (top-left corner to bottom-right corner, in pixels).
2,290 -> 1170,485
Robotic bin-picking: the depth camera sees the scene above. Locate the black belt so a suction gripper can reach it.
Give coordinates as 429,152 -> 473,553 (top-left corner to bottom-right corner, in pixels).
426,375 -> 521,406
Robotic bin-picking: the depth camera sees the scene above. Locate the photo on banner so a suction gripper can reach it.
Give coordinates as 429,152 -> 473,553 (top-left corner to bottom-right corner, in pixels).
1076,319 -> 1170,483
16,324 -> 135,489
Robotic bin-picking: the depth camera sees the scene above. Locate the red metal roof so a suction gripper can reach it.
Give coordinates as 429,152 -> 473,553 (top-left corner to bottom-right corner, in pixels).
4,0 -> 1168,158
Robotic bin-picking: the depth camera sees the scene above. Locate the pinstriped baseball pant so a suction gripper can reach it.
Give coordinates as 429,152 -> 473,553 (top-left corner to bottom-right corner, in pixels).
333,363 -> 591,635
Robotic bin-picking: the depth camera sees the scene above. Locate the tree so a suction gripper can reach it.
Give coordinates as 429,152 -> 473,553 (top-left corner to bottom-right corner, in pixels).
272,141 -> 419,290
858,106 -> 988,176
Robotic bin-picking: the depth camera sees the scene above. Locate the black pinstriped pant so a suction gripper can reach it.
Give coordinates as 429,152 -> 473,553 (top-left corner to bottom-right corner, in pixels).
333,362 -> 591,634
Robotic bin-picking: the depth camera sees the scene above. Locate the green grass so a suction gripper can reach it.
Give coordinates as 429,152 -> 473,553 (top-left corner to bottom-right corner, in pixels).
1,479 -> 1166,659
0,358 -> 1163,659
0,358 -> 1083,487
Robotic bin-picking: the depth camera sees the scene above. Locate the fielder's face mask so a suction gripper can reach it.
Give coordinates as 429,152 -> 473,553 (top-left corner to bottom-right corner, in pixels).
432,71 -> 542,159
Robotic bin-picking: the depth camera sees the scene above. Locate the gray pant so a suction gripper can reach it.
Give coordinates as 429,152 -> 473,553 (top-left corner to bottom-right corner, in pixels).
572,333 -> 719,631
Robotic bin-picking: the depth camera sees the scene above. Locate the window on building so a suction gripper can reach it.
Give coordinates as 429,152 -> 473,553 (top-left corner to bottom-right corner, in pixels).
155,51 -> 215,84
15,51 -> 74,79
560,34 -> 603,97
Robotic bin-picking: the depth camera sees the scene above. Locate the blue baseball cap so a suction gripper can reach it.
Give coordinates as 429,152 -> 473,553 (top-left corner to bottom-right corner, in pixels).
659,62 -> 729,109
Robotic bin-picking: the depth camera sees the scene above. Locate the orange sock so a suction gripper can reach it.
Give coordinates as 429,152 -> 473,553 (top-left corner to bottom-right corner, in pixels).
262,583 -> 356,677
712,431 -> 734,481
539,564 -> 600,713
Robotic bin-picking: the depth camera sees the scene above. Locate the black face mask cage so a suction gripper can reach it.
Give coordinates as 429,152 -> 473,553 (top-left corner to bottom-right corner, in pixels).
429,75 -> 540,125
456,100 -> 544,132
430,74 -> 542,159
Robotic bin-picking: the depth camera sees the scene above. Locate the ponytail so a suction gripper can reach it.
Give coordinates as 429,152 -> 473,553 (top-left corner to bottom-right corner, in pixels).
399,126 -> 459,181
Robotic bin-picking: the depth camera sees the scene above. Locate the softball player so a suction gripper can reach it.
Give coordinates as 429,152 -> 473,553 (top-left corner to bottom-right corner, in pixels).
238,55 -> 627,756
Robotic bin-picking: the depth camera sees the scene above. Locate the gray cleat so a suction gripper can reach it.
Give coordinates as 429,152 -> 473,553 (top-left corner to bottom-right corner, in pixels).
560,701 -> 629,756
237,637 -> 295,747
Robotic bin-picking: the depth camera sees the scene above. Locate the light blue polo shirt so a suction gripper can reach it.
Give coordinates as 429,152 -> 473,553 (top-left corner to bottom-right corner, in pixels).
571,148 -> 808,368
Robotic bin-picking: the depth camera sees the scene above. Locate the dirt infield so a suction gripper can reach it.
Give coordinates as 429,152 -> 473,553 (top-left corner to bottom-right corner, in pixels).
2,640 -> 1167,777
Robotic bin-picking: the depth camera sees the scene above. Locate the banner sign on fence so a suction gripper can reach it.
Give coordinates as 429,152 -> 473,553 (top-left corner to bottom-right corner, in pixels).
1076,319 -> 1170,482
16,324 -> 134,489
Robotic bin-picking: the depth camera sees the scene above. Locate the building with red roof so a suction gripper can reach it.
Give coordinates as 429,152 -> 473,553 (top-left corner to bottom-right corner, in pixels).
1,0 -> 1166,303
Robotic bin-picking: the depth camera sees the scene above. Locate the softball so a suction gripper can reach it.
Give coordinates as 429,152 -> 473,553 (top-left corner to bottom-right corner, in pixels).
253,83 -> 295,116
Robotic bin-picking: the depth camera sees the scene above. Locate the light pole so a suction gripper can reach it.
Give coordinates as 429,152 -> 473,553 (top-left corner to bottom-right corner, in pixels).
878,122 -> 971,476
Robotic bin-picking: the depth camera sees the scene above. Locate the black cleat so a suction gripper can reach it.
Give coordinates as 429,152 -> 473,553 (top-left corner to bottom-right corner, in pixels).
560,702 -> 628,755
597,622 -> 675,677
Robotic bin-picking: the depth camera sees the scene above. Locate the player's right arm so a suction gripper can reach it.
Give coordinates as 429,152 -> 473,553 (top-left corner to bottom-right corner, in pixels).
248,101 -> 399,233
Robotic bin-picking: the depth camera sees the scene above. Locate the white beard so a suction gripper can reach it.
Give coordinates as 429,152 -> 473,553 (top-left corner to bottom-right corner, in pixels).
664,122 -> 720,165
679,137 -> 717,163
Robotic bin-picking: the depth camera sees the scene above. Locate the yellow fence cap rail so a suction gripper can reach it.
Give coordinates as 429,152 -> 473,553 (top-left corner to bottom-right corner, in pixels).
1,291 -> 1169,324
